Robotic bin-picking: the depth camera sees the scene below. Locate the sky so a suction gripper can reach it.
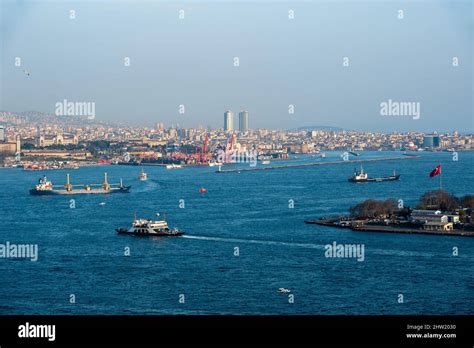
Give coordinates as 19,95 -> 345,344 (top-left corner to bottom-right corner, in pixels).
0,0 -> 473,132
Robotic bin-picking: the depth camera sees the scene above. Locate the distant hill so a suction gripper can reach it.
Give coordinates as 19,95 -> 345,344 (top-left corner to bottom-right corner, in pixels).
0,111 -> 105,126
287,126 -> 345,132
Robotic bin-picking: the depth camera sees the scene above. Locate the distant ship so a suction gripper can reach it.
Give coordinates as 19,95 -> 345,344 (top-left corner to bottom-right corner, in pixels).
349,151 -> 360,156
30,173 -> 131,195
261,160 -> 271,165
116,214 -> 184,237
139,169 -> 148,181
348,164 -> 400,183
166,164 -> 182,169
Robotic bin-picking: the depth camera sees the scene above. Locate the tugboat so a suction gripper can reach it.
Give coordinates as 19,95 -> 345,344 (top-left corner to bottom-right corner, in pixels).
116,214 -> 184,237
348,164 -> 400,183
139,169 -> 148,181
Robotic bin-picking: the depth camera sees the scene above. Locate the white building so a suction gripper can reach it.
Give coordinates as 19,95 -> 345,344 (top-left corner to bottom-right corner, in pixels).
224,111 -> 234,132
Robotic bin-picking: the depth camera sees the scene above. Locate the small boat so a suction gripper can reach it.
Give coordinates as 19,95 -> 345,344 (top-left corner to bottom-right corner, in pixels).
139,169 -> 148,181
116,214 -> 184,237
166,164 -> 182,169
349,151 -> 360,156
278,288 -> 291,293
348,164 -> 400,183
198,187 -> 207,193
261,160 -> 271,165
320,153 -> 326,158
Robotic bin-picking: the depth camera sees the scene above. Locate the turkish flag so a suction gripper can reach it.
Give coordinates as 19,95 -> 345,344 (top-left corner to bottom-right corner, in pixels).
429,165 -> 441,177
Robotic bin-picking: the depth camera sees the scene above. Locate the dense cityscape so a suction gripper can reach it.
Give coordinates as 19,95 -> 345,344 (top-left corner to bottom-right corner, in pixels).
0,110 -> 472,168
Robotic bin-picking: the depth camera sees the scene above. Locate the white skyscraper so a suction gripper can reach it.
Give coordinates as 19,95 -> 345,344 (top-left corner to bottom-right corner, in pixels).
224,111 -> 234,132
239,110 -> 249,133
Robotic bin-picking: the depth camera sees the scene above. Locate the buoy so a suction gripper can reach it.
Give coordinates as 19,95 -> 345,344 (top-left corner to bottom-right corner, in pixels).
198,188 -> 207,193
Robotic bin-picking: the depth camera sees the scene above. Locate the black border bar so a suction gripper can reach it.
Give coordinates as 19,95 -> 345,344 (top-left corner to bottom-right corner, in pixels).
0,315 -> 473,346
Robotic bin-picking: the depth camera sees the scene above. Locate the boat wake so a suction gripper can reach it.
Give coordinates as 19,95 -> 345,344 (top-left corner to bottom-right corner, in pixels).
182,236 -> 446,258
133,180 -> 159,193
182,235 -> 324,249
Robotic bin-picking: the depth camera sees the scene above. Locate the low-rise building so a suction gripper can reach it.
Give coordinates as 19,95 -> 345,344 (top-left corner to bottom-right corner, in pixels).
411,214 -> 448,224
423,222 -> 453,231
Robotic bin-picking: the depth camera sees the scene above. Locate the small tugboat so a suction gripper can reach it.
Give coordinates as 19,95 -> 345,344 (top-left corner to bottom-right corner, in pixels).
348,164 -> 400,183
139,169 -> 148,181
116,214 -> 184,237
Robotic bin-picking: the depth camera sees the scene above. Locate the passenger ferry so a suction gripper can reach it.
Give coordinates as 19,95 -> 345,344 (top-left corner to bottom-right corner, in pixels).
116,215 -> 184,237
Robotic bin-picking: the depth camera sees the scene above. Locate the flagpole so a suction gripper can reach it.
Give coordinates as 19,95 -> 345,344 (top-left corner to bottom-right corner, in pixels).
440,168 -> 442,190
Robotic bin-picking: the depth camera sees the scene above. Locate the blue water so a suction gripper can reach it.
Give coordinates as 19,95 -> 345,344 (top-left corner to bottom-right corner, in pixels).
0,151 -> 473,314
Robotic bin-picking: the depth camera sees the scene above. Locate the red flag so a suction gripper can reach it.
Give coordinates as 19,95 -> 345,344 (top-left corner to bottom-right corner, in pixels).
429,165 -> 441,177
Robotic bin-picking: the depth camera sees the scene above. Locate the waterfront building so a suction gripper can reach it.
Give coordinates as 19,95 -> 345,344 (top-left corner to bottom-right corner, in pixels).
422,222 -> 453,231
224,111 -> 234,132
238,110 -> 249,133
0,126 -> 5,142
423,134 -> 440,148
37,133 -> 78,147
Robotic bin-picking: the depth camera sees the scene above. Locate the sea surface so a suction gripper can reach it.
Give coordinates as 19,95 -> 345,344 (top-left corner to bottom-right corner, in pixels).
0,151 -> 473,315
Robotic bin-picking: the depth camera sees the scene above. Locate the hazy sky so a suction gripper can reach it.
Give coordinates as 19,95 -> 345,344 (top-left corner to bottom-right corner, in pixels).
1,0 -> 472,132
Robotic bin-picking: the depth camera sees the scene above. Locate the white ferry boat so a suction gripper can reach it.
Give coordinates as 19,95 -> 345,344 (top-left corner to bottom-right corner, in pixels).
166,164 -> 182,169
116,215 -> 184,237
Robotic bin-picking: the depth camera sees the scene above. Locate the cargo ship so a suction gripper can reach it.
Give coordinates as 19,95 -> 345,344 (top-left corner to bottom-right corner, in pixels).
116,214 -> 184,237
348,164 -> 400,183
29,173 -> 131,195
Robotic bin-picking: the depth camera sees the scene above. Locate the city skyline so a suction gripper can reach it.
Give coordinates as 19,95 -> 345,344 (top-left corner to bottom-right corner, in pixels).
1,1 -> 472,132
